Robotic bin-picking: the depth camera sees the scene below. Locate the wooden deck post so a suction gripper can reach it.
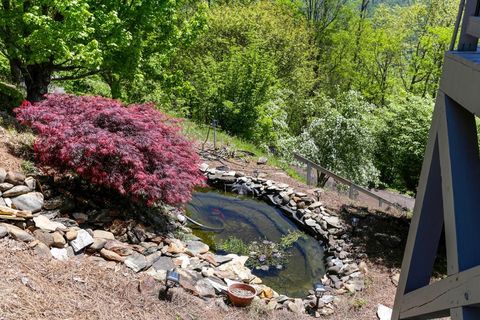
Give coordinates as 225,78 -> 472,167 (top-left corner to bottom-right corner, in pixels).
392,4 -> 480,313
348,184 -> 354,199
306,163 -> 312,186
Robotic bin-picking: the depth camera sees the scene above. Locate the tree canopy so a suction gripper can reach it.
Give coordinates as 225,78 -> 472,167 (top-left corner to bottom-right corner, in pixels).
0,0 -> 457,194
0,0 -> 204,101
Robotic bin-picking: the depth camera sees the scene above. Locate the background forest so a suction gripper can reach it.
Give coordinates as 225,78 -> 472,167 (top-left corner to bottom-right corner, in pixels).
0,0 -> 458,194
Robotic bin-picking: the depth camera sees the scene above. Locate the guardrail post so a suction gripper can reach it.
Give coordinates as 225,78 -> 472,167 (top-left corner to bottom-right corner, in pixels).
306,163 -> 312,186
349,184 -> 354,199
379,198 -> 383,208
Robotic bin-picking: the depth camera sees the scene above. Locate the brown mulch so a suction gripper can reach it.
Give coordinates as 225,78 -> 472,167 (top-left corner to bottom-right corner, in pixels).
331,263 -> 397,319
0,127 -> 22,172
0,239 -> 311,320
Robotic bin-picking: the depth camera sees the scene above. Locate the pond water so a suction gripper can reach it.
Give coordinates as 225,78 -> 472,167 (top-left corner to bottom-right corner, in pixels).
186,190 -> 325,297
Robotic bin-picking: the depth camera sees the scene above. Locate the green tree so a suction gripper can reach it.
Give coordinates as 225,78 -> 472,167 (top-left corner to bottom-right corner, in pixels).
0,0 -> 201,101
160,0 -> 316,144
317,0 -> 455,105
296,91 -> 379,186
375,95 -> 433,192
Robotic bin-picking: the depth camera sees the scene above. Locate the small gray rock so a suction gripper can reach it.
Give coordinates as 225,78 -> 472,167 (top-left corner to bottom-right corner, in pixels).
145,251 -> 163,268
194,278 -> 216,297
186,240 -> 209,255
93,230 -> 115,240
34,242 -> 52,260
3,224 -> 34,242
152,256 -> 176,271
5,171 -> 25,185
3,185 -> 30,197
321,295 -> 334,304
124,252 -> 148,272
304,218 -> 317,227
377,304 -> 393,320
0,183 -> 13,192
33,229 -> 54,247
24,177 -> 36,190
0,225 -> 8,238
4,198 -> 12,208
66,246 -> 75,258
33,215 -> 66,232
323,216 -> 342,228
257,157 -> 268,165
213,255 -> 233,265
51,247 -> 69,261
90,238 -> 107,251
0,168 -> 6,183
69,229 -> 94,252
52,231 -> 66,248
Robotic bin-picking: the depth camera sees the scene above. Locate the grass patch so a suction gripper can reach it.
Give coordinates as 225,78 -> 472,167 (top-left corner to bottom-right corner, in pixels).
180,119 -> 305,183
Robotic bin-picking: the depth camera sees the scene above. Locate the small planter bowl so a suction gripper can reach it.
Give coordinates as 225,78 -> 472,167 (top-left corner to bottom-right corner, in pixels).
227,283 -> 257,307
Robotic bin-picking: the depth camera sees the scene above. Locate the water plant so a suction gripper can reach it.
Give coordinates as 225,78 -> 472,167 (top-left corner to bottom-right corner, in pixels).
218,230 -> 306,270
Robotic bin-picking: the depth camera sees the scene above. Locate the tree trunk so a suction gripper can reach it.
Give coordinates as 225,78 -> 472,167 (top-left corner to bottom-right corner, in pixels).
24,63 -> 52,102
317,171 -> 329,187
9,59 -> 22,85
103,73 -> 123,99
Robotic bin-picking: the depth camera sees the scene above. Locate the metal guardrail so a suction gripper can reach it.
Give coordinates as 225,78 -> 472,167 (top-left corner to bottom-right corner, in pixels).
294,153 -> 403,210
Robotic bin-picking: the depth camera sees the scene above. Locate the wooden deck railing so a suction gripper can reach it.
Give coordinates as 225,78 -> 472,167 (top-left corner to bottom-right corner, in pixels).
294,153 -> 403,210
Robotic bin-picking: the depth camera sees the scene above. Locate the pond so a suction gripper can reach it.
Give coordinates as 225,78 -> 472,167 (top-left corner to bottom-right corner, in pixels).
186,190 -> 325,298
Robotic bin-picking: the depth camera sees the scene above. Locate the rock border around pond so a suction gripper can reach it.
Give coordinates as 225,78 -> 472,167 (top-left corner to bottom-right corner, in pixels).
200,163 -> 368,313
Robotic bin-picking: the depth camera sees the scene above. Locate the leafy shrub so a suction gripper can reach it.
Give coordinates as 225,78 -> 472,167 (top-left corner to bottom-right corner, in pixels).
295,91 -> 380,187
15,94 -> 205,205
374,95 -> 433,192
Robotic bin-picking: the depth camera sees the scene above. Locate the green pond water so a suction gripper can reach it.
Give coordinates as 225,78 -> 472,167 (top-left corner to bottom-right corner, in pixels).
186,190 -> 325,298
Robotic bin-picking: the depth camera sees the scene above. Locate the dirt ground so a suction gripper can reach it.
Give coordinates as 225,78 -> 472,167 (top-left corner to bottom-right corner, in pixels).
0,129 -> 405,320
0,126 -> 23,172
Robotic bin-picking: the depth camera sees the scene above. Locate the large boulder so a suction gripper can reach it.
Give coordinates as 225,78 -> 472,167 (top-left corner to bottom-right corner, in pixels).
12,192 -> 44,213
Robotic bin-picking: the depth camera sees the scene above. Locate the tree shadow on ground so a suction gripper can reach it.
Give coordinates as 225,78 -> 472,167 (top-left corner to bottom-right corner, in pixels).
341,205 -> 447,276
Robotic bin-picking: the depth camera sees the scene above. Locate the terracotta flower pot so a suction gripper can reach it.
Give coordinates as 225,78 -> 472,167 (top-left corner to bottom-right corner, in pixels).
227,283 -> 257,307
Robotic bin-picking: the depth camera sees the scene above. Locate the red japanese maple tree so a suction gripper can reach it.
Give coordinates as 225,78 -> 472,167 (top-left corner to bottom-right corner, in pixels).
15,94 -> 204,205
